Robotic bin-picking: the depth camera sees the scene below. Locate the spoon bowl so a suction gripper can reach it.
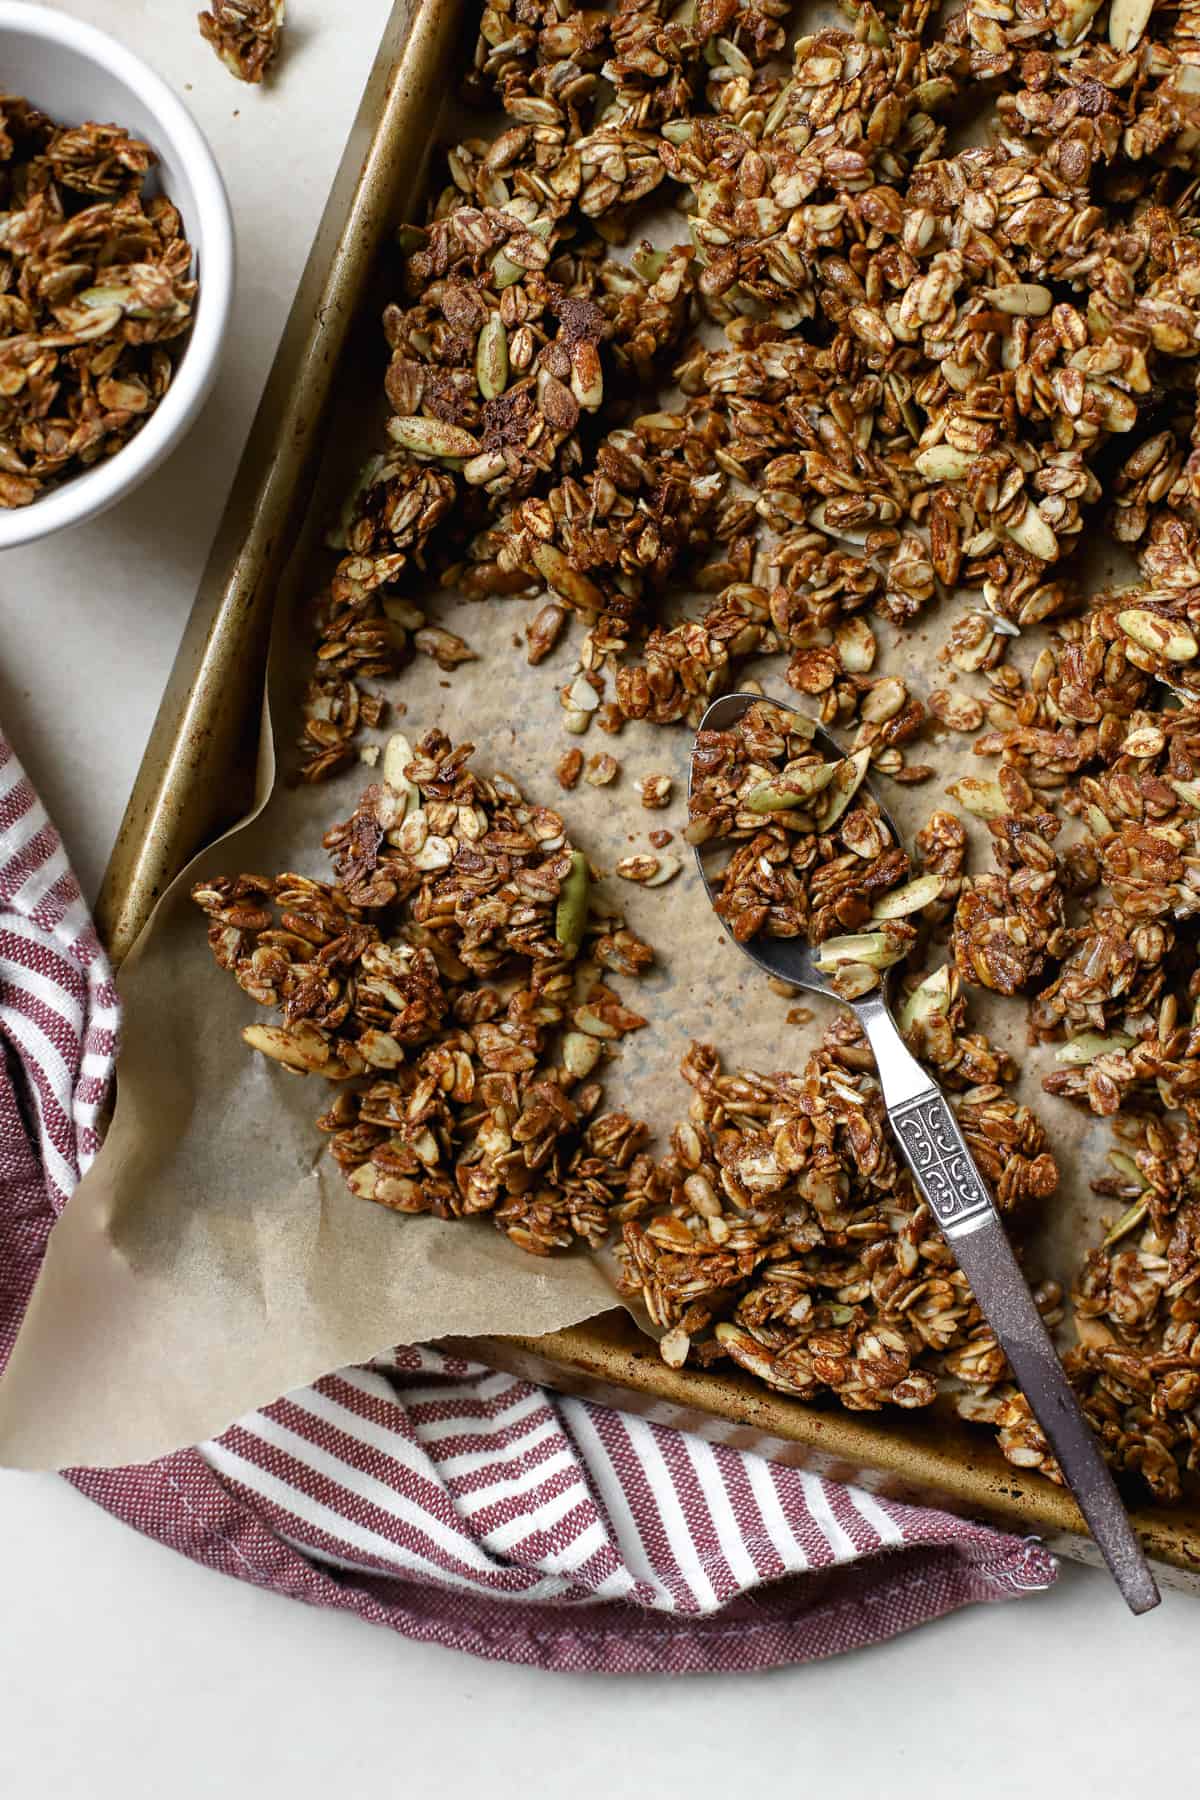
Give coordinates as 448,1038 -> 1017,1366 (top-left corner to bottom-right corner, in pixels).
691,690 -> 907,1000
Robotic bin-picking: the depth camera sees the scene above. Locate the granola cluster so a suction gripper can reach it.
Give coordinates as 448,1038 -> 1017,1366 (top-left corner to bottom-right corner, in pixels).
194,732 -> 659,1256
0,98 -> 197,506
220,0 -> 1200,1502
198,0 -> 286,84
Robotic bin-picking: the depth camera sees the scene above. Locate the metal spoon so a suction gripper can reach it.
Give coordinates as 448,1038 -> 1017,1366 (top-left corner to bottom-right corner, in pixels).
692,691 -> 1160,1616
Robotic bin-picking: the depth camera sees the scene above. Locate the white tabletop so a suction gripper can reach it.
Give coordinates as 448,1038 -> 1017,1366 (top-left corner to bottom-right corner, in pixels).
0,6 -> 1194,1793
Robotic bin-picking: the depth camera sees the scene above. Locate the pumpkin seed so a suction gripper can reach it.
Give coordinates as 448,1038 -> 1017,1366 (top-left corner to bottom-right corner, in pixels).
745,761 -> 837,811
387,415 -> 480,459
554,850 -> 590,953
818,748 -> 871,828
871,871 -> 946,919
813,931 -> 905,971
533,542 -> 606,613
475,313 -> 509,399
1103,1196 -> 1150,1248
898,965 -> 953,1033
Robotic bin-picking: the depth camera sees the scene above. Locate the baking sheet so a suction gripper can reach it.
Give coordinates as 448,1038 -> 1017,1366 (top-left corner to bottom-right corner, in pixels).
0,15 -> 1129,1475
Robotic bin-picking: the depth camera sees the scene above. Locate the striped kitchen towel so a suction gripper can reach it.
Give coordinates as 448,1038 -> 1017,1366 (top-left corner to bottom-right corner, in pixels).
0,727 -> 1057,1672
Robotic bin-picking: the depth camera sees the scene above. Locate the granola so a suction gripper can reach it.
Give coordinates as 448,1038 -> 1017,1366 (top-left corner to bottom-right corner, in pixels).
194,731 -> 658,1254
216,0 -> 1200,1502
0,99 -> 197,506
198,0 -> 285,84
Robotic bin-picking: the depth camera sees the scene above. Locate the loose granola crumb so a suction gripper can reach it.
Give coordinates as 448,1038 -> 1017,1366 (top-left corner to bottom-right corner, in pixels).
556,748 -> 583,790
638,774 -> 673,810
584,753 -> 619,787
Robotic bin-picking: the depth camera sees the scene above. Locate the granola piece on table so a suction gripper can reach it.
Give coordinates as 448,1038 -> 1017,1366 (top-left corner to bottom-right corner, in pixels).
198,0 -> 286,83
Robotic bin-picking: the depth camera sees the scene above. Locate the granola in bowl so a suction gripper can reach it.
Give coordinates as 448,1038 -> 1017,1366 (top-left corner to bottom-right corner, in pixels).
0,96 -> 197,507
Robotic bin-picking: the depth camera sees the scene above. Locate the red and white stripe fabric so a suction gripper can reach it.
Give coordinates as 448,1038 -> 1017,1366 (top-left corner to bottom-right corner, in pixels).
0,737 -> 118,1214
195,1346 -> 1056,1647
0,727 -> 1059,1672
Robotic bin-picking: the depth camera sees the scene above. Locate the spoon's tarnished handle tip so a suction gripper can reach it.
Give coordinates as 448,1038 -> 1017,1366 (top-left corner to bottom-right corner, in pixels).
1124,1563 -> 1161,1615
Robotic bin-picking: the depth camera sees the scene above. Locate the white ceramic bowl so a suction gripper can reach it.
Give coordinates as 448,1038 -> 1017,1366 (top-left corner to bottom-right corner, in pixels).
0,1 -> 234,550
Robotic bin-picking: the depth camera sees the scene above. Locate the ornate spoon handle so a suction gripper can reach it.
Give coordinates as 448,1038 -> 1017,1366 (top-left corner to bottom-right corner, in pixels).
858,1000 -> 1159,1616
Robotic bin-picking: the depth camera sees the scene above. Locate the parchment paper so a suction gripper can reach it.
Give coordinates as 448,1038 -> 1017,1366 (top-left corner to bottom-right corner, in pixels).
0,153 -> 1135,1480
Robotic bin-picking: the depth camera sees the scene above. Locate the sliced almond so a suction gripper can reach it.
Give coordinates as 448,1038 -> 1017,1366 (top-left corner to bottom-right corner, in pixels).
1054,0 -> 1102,41
642,855 -> 681,887
860,676 -> 907,725
1118,607 -> 1199,663
411,835 -> 455,872
980,282 -> 1053,316
1120,724 -> 1166,758
574,1006 -> 619,1040
834,616 -> 877,673
1170,778 -> 1200,810
381,730 -> 415,786
381,732 -> 421,816
566,672 -> 601,712
829,963 -> 881,999
818,748 -> 871,829
1109,0 -> 1155,52
562,1030 -> 602,1078
357,1030 -> 406,1070
616,854 -> 660,883
1004,505 -> 1058,562
914,444 -> 973,481
241,1022 -> 359,1079
1056,1032 -> 1135,1065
